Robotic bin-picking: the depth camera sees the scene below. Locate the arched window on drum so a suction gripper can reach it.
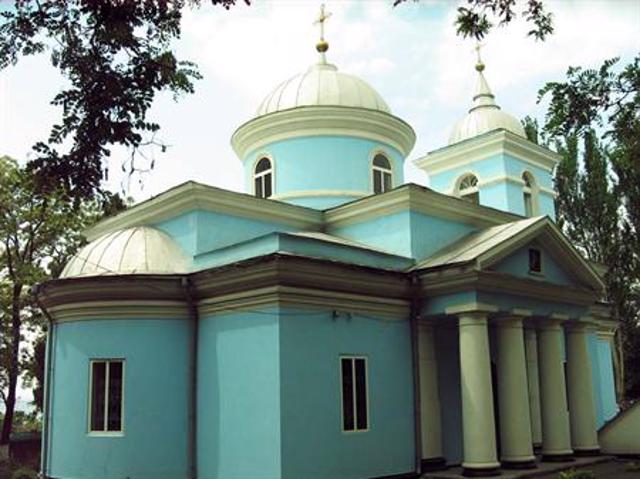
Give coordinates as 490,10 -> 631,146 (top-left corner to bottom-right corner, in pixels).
254,157 -> 273,199
456,173 -> 479,204
372,154 -> 393,194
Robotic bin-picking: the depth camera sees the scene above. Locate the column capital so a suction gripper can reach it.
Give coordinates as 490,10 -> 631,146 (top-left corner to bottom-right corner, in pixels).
445,302 -> 498,316
537,314 -> 570,330
564,319 -> 595,333
492,314 -> 525,328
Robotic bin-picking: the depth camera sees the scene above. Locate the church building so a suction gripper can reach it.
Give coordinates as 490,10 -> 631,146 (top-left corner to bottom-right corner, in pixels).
36,7 -> 620,479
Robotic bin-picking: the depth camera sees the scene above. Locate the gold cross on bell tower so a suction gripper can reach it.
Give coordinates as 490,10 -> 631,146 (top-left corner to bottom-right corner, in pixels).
474,42 -> 485,72
314,4 -> 331,56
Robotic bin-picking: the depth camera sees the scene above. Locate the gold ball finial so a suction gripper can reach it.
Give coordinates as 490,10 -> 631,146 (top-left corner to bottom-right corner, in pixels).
475,62 -> 485,72
474,42 -> 485,72
316,40 -> 329,53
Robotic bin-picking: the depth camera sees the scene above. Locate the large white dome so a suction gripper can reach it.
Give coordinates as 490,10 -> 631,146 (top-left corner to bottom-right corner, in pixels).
449,64 -> 525,145
256,62 -> 391,117
61,226 -> 189,278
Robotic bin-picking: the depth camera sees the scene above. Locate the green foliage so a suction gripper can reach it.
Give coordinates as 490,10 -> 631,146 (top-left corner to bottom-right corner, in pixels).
0,156 -> 104,443
393,0 -> 553,40
557,469 -> 595,479
0,0 -> 248,200
539,56 -> 640,401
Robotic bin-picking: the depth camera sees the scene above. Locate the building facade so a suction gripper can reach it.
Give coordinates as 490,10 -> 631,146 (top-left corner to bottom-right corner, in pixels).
37,16 -> 619,479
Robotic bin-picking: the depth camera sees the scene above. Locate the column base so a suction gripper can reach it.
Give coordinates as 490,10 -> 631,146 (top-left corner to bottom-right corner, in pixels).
421,457 -> 447,472
533,443 -> 543,454
500,459 -> 537,470
462,464 -> 501,477
541,453 -> 574,462
573,448 -> 600,457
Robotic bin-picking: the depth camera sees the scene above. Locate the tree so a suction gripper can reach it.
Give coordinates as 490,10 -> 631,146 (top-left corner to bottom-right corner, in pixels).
393,0 -> 553,40
0,0 -> 248,200
539,56 -> 640,401
0,156 -> 101,444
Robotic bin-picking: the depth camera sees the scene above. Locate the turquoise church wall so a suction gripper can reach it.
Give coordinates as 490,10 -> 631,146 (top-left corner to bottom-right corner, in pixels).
588,332 -> 605,427
428,153 -> 556,220
243,135 -> 404,209
47,319 -> 190,479
197,310 -> 281,479
279,308 -> 415,479
492,241 -> 575,286
434,324 -> 463,465
154,209 -> 300,258
327,210 -> 476,261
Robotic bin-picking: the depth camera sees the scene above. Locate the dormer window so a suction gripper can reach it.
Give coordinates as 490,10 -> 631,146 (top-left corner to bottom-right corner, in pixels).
372,154 -> 392,194
522,172 -> 537,217
457,174 -> 479,204
529,248 -> 542,273
254,157 -> 273,199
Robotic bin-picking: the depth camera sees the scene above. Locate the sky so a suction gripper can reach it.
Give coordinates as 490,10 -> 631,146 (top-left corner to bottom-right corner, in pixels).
1,0 -> 639,203
0,0 -> 639,409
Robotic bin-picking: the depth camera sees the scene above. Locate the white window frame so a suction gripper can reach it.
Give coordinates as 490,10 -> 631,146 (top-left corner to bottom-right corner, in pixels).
253,156 -> 274,199
339,355 -> 370,433
371,153 -> 393,194
528,247 -> 543,275
456,173 -> 480,204
88,359 -> 125,437
522,171 -> 539,217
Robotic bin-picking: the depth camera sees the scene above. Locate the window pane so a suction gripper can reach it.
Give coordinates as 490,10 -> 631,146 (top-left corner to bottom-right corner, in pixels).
91,362 -> 106,431
341,358 -> 354,431
255,157 -> 271,173
524,192 -> 532,217
107,362 -> 123,431
264,173 -> 272,198
373,171 -> 382,194
355,359 -> 368,430
529,248 -> 542,272
373,154 -> 391,169
255,177 -> 263,198
383,172 -> 392,193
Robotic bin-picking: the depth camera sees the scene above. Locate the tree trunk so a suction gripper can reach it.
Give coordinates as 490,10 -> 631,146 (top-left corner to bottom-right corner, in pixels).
0,284 -> 22,445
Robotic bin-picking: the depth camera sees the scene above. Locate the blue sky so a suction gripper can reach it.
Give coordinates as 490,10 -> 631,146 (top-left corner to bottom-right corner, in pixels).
0,0 -> 639,201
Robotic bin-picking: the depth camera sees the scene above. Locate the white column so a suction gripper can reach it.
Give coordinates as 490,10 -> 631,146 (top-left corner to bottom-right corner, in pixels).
495,316 -> 536,468
418,323 -> 446,471
524,326 -> 543,450
458,312 -> 500,476
537,317 -> 573,461
565,321 -> 600,455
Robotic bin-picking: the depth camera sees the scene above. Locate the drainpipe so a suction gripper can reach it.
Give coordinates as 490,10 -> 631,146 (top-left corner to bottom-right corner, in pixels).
33,284 -> 55,479
409,272 -> 423,476
181,277 -> 199,479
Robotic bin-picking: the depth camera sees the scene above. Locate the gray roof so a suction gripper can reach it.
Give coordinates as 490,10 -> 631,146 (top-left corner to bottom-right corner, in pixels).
415,216 -> 543,270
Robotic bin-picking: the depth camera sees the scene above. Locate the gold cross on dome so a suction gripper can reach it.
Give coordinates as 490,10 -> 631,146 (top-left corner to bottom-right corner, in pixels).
474,42 -> 484,64
314,4 -> 332,41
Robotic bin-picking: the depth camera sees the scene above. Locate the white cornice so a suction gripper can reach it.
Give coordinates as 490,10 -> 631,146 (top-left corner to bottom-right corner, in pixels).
414,130 -> 561,176
231,106 -> 416,159
270,189 -> 368,201
49,300 -> 188,323
86,181 -> 323,241
325,184 -> 521,229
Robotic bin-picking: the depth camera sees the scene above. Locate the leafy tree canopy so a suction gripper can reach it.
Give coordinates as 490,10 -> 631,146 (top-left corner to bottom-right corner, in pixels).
393,0 -> 553,40
0,0 -> 247,200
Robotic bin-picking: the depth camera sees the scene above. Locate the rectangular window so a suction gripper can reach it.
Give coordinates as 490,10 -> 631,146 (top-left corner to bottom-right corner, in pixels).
524,191 -> 533,217
89,359 -> 124,433
340,356 -> 368,432
529,248 -> 542,273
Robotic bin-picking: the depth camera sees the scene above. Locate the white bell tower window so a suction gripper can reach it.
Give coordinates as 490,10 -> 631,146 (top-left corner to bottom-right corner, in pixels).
522,171 -> 537,217
457,173 -> 479,204
372,154 -> 392,194
254,157 -> 273,199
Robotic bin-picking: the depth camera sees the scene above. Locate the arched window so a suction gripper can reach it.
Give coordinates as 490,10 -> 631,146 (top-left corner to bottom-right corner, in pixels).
522,172 -> 536,217
254,157 -> 273,199
457,173 -> 479,204
372,154 -> 392,194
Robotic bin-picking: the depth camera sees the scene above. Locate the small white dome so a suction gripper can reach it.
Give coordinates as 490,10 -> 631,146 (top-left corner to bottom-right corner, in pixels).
256,62 -> 390,116
61,226 -> 189,278
449,65 -> 525,145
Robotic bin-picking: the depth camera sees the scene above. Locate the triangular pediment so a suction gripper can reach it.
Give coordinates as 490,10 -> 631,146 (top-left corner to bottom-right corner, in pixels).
416,216 -> 604,292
